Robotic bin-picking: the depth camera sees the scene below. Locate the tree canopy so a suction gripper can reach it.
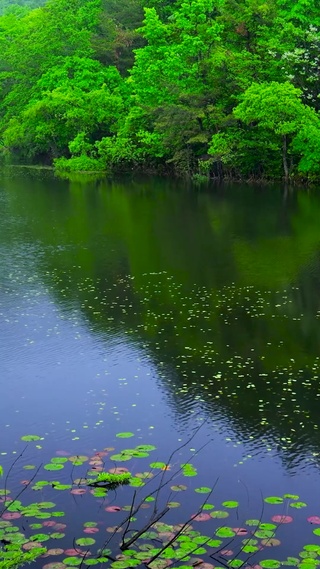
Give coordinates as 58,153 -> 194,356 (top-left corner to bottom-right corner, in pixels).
0,0 -> 320,180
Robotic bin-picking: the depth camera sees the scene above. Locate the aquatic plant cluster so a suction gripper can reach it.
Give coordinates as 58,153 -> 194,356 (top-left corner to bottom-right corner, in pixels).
1,434 -> 320,569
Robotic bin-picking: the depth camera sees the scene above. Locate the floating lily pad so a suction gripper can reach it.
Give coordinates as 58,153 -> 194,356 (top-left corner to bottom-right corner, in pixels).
63,558 -> 82,566
21,435 -> 41,442
44,464 -> 64,471
75,538 -> 96,546
215,527 -> 235,538
116,432 -> 134,438
271,515 -> 293,524
210,511 -> 229,519
282,557 -> 299,566
149,462 -> 167,469
260,561 -> 281,569
264,497 -> 283,505
243,545 -> 259,553
255,530 -> 274,539
222,501 -> 239,508
307,517 -> 320,525
245,519 -> 260,526
31,533 -> 50,542
312,529 -> 320,536
261,539 -> 281,547
283,494 -> 300,500
51,458 -> 68,464
109,454 -> 131,462
289,502 -> 307,509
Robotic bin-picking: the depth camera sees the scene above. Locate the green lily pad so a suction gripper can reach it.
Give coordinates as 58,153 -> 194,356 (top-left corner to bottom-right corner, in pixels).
149,462 -> 167,469
222,501 -> 239,508
264,496 -> 283,505
75,538 -> 96,546
21,435 -> 41,442
210,511 -> 229,519
312,529 -> 320,536
110,454 -> 132,462
207,539 -> 223,547
255,530 -> 274,539
229,560 -> 243,568
215,527 -> 235,538
30,533 -> 50,542
44,464 -> 64,471
259,523 -> 277,531
63,558 -> 82,566
116,432 -> 134,438
260,561 -> 281,568
245,519 -> 260,526
289,502 -> 307,509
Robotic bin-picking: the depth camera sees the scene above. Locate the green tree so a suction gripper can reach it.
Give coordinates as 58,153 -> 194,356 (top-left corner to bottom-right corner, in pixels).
233,81 -> 320,179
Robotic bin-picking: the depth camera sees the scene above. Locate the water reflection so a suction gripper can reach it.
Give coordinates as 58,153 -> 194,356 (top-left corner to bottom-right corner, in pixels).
1,170 -> 320,480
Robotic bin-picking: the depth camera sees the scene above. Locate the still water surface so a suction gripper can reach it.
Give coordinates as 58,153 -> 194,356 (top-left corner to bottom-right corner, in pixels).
1,170 -> 320,565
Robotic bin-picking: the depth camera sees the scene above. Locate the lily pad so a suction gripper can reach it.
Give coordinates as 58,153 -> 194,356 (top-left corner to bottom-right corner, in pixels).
63,558 -> 82,566
289,502 -> 307,509
116,432 -> 134,438
210,511 -> 229,519
75,538 -> 96,546
44,464 -> 64,471
260,561 -> 281,569
222,501 -> 239,508
215,527 -> 235,538
264,497 -> 283,505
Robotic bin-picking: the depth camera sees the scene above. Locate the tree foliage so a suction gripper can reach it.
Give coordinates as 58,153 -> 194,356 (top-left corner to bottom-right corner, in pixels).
0,0 -> 319,180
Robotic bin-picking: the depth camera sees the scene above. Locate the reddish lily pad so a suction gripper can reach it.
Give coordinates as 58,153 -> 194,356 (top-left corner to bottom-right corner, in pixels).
23,542 -> 43,550
1,512 -> 21,520
84,527 -> 99,534
192,513 -> 211,522
105,506 -> 121,513
308,517 -> 320,525
271,515 -> 293,524
233,528 -> 248,535
261,539 -> 281,547
108,467 -> 129,474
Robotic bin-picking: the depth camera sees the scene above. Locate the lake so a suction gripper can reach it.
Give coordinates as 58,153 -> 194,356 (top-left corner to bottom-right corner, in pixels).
1,169 -> 320,569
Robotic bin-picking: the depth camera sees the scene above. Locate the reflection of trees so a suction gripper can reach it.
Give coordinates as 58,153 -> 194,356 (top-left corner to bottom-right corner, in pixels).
2,170 -> 320,469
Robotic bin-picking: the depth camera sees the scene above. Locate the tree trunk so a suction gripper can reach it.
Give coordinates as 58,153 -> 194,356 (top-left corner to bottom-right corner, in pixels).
282,134 -> 289,181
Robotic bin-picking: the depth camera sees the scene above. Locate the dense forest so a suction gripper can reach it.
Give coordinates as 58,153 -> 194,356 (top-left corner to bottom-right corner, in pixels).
0,0 -> 319,180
